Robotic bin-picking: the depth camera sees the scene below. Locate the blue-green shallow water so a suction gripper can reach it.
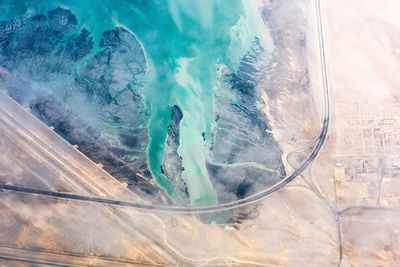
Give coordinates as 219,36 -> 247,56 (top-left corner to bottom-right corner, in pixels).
0,0 -> 270,206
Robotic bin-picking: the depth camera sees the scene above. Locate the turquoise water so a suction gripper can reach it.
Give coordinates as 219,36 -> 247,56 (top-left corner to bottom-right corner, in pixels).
0,0 -> 267,206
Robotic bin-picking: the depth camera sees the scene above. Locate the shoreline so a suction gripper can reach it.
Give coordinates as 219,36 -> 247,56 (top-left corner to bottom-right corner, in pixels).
258,0 -> 322,159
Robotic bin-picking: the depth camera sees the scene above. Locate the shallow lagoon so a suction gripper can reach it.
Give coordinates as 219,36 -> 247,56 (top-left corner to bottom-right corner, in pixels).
0,0 -> 284,206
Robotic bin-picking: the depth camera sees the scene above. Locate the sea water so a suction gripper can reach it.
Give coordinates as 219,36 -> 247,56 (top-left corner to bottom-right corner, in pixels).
0,0 -> 271,206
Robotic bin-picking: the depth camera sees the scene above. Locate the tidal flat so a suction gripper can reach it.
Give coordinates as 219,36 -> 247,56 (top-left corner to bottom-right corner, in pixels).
0,0 -> 286,206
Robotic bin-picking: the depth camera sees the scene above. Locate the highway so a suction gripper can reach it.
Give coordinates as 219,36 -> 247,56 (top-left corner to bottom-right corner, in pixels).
0,243 -> 167,267
0,0 -> 330,214
0,88 -> 182,264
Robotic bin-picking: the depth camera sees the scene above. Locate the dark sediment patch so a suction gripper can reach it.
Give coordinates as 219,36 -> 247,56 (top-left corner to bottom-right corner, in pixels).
207,37 -> 286,204
162,105 -> 188,202
0,7 -> 164,201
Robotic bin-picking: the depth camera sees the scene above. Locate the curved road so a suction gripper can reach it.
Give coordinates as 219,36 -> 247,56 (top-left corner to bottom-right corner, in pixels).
0,0 -> 330,214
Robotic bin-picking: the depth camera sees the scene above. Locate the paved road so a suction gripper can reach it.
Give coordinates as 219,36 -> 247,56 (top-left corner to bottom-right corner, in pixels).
0,243 -> 164,267
0,92 -> 180,264
0,0 -> 330,214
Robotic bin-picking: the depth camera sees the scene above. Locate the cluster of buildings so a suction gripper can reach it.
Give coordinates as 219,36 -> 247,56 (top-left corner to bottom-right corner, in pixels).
333,103 -> 400,208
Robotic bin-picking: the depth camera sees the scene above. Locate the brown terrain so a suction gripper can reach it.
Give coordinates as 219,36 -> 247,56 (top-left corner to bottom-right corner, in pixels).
0,0 -> 399,266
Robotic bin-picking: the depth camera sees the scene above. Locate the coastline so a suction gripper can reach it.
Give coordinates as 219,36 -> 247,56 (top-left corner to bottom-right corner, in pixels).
258,0 -> 322,161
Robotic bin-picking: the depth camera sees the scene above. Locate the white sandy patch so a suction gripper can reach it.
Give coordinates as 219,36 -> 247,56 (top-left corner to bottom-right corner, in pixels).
326,0 -> 400,102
